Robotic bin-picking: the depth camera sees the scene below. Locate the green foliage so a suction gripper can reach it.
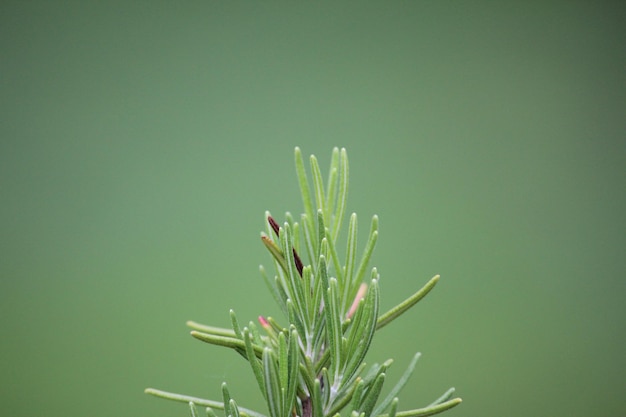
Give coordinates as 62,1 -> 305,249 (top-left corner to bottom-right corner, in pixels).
146,147 -> 461,417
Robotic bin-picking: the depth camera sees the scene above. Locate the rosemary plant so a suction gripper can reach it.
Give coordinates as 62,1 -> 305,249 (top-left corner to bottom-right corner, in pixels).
146,147 -> 461,417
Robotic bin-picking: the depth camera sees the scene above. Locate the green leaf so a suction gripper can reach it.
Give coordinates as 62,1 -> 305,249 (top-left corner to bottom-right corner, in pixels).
263,348 -> 282,417
426,388 -> 456,407
311,317 -> 327,365
230,310 -> 243,340
295,147 -> 315,243
243,328 -> 266,398
285,212 -> 296,230
265,317 -> 284,339
359,373 -> 385,417
317,209 -> 327,260
302,265 -> 317,328
376,275 -> 439,330
371,352 -> 421,416
312,379 -> 324,417
189,401 -> 199,417
322,271 -> 343,382
323,228 -> 344,284
292,220 -> 301,254
326,373 -> 363,417
344,297 -> 366,361
383,398 -> 462,417
332,148 -> 348,242
259,265 -> 288,316
359,359 -> 392,388
299,355 -> 317,397
336,361 -> 366,395
388,398 -> 399,417
342,213 -> 358,309
278,332 -> 288,391
311,262 -> 325,327
144,388 -> 267,417
190,331 -> 252,358
287,299 -> 307,350
325,147 -> 340,224
222,383 -> 232,417
261,234 -> 289,275
349,378 -> 365,412
285,328 -> 300,411
343,278 -> 379,383
320,367 -> 332,406
186,321 -> 236,338
301,213 -> 316,273
310,155 -> 326,219
230,399 -> 241,417
273,276 -> 291,318
352,215 -> 379,291
248,320 -> 263,346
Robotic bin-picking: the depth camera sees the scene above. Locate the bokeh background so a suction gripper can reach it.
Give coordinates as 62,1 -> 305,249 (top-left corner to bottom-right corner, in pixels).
1,2 -> 624,416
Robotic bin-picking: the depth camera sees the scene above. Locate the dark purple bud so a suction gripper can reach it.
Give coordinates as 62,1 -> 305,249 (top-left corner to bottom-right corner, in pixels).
293,248 -> 303,277
267,215 -> 280,237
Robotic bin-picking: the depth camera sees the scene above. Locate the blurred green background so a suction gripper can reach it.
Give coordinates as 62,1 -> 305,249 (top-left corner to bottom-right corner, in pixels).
1,2 -> 624,416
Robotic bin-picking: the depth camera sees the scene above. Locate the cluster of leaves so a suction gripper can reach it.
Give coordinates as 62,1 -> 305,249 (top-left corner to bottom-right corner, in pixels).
146,147 -> 461,417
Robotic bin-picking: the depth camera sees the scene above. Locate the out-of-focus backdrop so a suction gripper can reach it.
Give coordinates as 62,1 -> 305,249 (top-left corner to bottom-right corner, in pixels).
1,2 -> 624,417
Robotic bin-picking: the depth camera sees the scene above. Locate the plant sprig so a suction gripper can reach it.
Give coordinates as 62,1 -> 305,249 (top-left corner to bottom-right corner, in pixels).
146,147 -> 461,417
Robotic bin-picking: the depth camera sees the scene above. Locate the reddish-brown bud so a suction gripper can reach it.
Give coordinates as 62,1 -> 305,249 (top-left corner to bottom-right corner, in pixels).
267,215 -> 280,236
293,249 -> 303,277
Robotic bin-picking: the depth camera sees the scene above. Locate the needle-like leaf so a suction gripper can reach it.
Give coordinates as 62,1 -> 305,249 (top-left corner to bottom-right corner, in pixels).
310,155 -> 326,222
295,147 -> 315,243
186,321 -> 236,338
332,148 -> 349,242
222,383 -> 233,417
342,213 -> 358,310
321,263 -> 343,383
205,406 -> 218,417
243,328 -> 266,398
323,229 -> 344,284
278,332 -> 288,392
230,310 -> 243,340
259,265 -> 288,316
261,234 -> 289,275
376,275 -> 440,330
285,327 -> 300,412
325,148 -> 340,224
189,402 -> 199,417
317,209 -> 327,261
371,352 -> 421,416
343,278 -> 379,383
312,379 -> 324,417
359,373 -> 386,417
388,398 -> 399,417
426,388 -> 456,407
349,378 -> 365,412
263,348 -> 282,417
190,330 -> 257,359
230,399 -> 241,417
381,398 -> 462,417
144,389 -> 267,417
351,215 -> 379,295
